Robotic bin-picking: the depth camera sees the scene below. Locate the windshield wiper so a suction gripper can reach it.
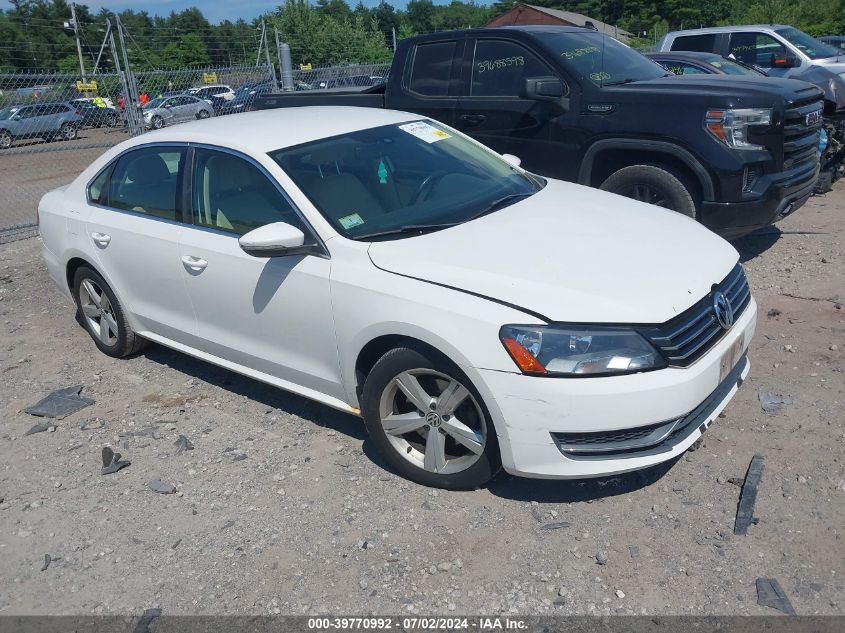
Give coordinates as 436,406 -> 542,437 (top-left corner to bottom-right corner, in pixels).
602,78 -> 638,86
352,223 -> 458,240
462,192 -> 535,222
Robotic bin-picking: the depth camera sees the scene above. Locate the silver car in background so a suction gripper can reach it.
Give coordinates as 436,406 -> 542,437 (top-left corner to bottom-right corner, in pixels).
142,94 -> 213,129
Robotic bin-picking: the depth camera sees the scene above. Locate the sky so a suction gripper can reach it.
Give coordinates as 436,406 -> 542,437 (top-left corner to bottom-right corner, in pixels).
0,0 -> 470,24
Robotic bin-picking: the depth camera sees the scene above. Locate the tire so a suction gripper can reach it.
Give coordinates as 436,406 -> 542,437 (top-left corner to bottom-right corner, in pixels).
72,266 -> 148,358
151,115 -> 164,129
361,345 -> 501,490
599,164 -> 697,219
0,130 -> 12,149
197,109 -> 210,119
59,122 -> 77,141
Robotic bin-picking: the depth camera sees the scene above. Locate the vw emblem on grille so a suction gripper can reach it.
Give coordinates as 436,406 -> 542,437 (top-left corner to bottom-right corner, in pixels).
713,291 -> 734,330
805,109 -> 822,127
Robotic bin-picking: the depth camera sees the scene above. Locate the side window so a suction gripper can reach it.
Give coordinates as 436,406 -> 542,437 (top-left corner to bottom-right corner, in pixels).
192,149 -> 306,236
409,41 -> 457,96
108,146 -> 184,220
671,34 -> 717,53
729,32 -> 787,68
87,165 -> 112,205
675,62 -> 708,75
471,39 -> 553,97
17,107 -> 34,119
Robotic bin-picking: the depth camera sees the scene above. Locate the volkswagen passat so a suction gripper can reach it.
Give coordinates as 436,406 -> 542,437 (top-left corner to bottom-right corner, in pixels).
38,107 -> 756,489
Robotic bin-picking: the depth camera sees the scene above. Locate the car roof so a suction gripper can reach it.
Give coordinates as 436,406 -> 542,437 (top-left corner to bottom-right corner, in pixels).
666,25 -> 791,37
123,106 -> 422,154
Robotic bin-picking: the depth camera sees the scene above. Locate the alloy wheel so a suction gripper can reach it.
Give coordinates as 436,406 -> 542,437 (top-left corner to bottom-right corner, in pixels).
0,131 -> 11,149
628,183 -> 668,207
79,279 -> 119,346
62,124 -> 77,140
378,369 -> 486,474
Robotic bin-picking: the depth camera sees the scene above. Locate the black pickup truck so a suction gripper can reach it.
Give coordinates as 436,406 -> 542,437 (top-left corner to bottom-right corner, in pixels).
253,26 -> 825,239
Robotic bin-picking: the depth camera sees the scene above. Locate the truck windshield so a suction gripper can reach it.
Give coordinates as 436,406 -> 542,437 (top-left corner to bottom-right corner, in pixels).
776,27 -> 841,60
271,120 -> 542,240
533,31 -> 666,86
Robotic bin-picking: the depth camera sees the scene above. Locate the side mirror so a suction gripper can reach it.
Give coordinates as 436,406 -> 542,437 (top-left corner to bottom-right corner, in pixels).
239,221 -> 314,258
524,76 -> 565,100
771,53 -> 800,68
501,153 -> 522,168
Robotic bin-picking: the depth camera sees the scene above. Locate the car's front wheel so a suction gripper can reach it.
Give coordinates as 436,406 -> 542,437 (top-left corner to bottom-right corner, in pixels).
600,164 -> 697,219
150,115 -> 164,129
73,266 -> 148,358
361,346 -> 501,490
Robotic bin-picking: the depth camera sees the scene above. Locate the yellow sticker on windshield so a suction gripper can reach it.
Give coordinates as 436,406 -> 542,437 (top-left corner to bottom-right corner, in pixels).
398,121 -> 451,143
339,213 -> 364,230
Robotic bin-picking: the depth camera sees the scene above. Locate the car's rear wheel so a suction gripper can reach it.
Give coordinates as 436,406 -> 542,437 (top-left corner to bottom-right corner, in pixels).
197,109 -> 210,119
73,266 -> 147,358
0,130 -> 12,149
151,115 -> 164,129
600,164 -> 697,219
361,346 -> 501,490
59,123 -> 77,141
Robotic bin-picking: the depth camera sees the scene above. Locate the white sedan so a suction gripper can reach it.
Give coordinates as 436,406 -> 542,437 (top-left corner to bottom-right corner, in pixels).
38,107 -> 757,489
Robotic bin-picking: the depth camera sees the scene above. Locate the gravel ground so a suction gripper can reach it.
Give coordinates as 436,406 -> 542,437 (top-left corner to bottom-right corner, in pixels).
0,182 -> 843,617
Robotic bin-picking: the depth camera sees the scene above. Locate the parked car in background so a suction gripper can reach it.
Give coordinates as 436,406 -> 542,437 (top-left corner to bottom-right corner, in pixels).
254,25 -> 824,240
141,94 -> 213,129
819,36 -> 845,51
72,100 -> 120,128
0,102 -> 83,149
646,51 -> 766,76
658,25 -> 845,192
186,84 -> 235,103
213,82 -> 277,115
38,107 -> 756,489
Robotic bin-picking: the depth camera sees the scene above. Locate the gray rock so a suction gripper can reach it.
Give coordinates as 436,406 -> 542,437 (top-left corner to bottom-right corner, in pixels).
148,479 -> 177,494
596,550 -> 608,565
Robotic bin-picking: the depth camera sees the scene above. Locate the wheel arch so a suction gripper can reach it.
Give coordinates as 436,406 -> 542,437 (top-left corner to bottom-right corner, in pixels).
579,139 -> 714,202
64,255 -> 141,333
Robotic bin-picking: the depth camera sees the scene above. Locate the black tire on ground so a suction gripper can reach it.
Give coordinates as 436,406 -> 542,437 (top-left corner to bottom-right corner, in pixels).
599,164 -> 697,219
197,109 -> 210,119
72,266 -> 148,358
361,345 -> 502,490
0,130 -> 12,149
151,115 -> 164,129
59,123 -> 77,141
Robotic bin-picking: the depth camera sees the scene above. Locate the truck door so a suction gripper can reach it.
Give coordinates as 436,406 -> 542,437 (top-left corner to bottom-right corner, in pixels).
391,38 -> 464,128
454,37 -> 575,180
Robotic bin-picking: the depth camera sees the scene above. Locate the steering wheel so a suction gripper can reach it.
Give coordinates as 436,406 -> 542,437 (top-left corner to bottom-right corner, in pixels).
409,171 -> 448,205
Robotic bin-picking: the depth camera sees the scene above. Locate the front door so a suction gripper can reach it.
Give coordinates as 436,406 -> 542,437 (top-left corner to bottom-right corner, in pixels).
454,38 -> 565,178
84,144 -> 197,342
177,147 -> 345,401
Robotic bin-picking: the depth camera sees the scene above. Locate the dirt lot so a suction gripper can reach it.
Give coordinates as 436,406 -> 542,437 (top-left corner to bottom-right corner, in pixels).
0,179 -> 843,617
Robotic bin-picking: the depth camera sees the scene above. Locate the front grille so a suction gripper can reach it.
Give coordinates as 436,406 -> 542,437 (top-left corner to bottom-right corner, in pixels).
642,264 -> 750,367
783,98 -> 823,171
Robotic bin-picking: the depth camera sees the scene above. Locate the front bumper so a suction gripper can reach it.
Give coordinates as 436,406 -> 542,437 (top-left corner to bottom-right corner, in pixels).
701,163 -> 818,240
474,298 -> 756,479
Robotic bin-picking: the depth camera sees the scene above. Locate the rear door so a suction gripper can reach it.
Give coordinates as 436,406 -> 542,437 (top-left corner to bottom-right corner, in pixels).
453,37 -> 560,173
392,37 -> 465,127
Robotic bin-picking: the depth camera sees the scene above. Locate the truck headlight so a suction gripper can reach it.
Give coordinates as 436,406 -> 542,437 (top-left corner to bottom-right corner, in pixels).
705,108 -> 772,150
499,325 -> 667,377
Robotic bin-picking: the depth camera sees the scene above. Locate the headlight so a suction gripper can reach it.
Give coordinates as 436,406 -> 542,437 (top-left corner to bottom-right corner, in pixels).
499,325 -> 667,377
705,108 -> 772,150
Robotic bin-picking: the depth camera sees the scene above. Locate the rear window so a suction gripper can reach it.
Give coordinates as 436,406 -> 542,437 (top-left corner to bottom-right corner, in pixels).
409,41 -> 457,96
670,34 -> 718,53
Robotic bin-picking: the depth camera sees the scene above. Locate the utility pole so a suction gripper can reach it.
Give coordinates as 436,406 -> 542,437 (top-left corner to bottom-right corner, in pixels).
263,22 -> 276,83
69,3 -> 87,81
92,20 -> 111,75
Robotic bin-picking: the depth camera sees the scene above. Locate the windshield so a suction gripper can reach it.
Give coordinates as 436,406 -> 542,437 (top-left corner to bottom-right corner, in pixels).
776,27 -> 841,60
0,108 -> 15,120
271,120 -> 542,240
143,98 -> 166,109
533,31 -> 665,86
705,56 -> 764,75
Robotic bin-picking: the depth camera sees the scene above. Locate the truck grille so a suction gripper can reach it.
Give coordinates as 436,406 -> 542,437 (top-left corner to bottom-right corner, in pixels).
642,264 -> 750,367
783,98 -> 823,171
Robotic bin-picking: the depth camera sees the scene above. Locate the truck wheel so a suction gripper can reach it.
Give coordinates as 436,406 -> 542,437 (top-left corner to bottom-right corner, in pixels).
600,165 -> 697,219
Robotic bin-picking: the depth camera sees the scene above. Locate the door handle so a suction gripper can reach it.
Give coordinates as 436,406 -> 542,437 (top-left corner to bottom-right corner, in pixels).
459,114 -> 487,126
181,255 -> 208,271
91,232 -> 111,247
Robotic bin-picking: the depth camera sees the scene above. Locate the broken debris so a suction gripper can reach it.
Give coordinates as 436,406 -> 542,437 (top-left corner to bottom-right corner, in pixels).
174,434 -> 194,455
24,423 -> 50,436
756,578 -> 796,615
758,389 -> 793,415
734,454 -> 764,536
132,608 -> 163,633
540,522 -> 571,531
148,479 -> 176,494
100,446 -> 131,475
25,385 -> 94,419
40,554 -> 51,571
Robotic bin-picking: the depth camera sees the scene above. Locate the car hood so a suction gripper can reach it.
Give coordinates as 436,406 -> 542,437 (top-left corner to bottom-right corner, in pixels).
367,180 -> 739,324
